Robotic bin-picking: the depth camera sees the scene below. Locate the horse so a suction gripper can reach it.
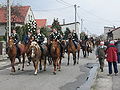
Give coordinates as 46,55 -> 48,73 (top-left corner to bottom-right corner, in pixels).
50,39 -> 61,75
81,39 -> 93,58
86,40 -> 93,56
7,36 -> 26,72
25,36 -> 35,66
67,33 -> 77,65
39,43 -> 48,71
81,40 -> 87,58
28,41 -> 42,75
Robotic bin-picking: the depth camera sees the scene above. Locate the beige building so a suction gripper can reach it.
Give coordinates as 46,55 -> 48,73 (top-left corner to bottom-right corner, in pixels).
112,27 -> 120,39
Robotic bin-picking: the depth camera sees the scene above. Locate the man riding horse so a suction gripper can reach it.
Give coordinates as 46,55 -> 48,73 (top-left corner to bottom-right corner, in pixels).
71,30 -> 78,49
11,29 -> 20,57
23,30 -> 33,45
49,28 -> 63,57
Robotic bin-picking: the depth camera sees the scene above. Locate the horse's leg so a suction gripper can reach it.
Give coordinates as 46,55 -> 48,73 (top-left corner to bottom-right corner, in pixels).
34,61 -> 38,75
22,54 -> 25,71
44,56 -> 47,71
67,52 -> 70,65
10,57 -> 16,72
53,59 -> 57,75
73,53 -> 76,65
58,57 -> 61,71
77,50 -> 79,64
17,56 -> 21,70
39,59 -> 42,71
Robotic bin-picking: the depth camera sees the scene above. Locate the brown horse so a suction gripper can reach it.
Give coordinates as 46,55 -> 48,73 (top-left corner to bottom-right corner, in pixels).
7,36 -> 26,72
25,36 -> 35,66
28,41 -> 42,75
50,39 -> 61,75
67,34 -> 77,65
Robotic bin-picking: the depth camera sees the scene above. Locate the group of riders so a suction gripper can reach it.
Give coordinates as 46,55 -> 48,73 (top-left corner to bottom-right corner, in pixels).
10,28 -> 83,57
8,28 -> 95,74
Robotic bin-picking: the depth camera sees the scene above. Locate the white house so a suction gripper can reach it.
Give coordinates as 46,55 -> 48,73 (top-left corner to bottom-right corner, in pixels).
0,6 -> 35,36
61,22 -> 80,39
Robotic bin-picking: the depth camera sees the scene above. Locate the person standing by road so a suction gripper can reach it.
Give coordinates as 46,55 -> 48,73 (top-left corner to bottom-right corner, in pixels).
106,41 -> 118,76
115,39 -> 120,63
96,41 -> 107,72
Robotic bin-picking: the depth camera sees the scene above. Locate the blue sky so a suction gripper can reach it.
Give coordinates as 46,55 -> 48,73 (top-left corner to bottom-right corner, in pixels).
1,0 -> 120,35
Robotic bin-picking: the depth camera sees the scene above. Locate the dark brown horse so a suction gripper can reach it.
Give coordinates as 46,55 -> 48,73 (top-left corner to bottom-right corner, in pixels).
7,36 -> 26,72
28,41 -> 42,75
50,39 -> 61,75
67,34 -> 77,65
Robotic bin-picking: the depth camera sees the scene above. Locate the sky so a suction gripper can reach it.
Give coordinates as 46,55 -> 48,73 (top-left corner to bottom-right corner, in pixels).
1,0 -> 120,35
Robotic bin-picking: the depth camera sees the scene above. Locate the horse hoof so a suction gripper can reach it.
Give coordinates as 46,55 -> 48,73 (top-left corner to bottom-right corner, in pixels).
18,68 -> 20,70
44,69 -> 46,71
67,63 -> 69,66
34,73 -> 37,75
11,69 -> 15,72
40,68 -> 42,71
21,69 -> 24,71
27,63 -> 30,66
77,62 -> 79,64
58,69 -> 61,71
53,72 -> 56,75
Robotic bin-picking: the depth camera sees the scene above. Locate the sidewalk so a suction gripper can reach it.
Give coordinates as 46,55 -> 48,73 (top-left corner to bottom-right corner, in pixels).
91,61 -> 120,90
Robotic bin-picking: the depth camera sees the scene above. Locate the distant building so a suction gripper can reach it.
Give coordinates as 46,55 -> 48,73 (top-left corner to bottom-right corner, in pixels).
0,6 -> 35,36
104,26 -> 114,39
61,22 -> 80,39
35,19 -> 47,28
112,27 -> 120,40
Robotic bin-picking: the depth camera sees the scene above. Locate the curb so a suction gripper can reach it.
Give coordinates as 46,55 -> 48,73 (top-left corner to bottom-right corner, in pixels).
77,64 -> 99,90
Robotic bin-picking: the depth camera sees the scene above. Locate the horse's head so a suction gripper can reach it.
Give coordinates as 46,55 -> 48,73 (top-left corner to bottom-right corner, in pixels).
8,36 -> 15,48
51,39 -> 59,51
29,41 -> 40,58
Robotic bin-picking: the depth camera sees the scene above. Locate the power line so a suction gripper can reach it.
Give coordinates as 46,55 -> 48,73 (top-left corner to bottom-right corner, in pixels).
55,0 -> 72,6
33,5 -> 73,12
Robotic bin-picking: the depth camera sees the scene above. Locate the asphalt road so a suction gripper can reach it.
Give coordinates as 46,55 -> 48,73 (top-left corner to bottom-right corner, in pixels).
0,51 -> 97,90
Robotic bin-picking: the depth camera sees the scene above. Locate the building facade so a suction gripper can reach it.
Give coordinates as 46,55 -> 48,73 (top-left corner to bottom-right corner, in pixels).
0,6 -> 35,36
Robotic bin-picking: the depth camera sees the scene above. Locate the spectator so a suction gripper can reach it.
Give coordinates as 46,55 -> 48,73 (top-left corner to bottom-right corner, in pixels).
116,39 -> 120,63
106,41 -> 118,76
96,41 -> 107,72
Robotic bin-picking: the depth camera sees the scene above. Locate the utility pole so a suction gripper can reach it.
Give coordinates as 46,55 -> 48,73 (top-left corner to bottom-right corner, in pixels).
7,0 -> 11,41
81,19 -> 83,32
74,4 -> 77,32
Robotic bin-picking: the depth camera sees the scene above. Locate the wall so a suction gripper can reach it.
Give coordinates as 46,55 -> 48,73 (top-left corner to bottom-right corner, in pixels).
0,24 -> 6,36
113,28 -> 120,39
25,7 -> 35,24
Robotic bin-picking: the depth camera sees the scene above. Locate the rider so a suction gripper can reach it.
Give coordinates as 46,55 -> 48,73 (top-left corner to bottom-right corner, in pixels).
49,28 -> 63,57
72,30 -> 78,49
34,29 -> 45,51
11,29 -> 20,56
49,28 -> 62,41
23,30 -> 32,44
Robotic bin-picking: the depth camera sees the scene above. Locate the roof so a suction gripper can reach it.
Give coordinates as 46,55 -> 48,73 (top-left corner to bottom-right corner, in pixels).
35,19 -> 47,28
112,27 -> 120,32
0,6 -> 30,23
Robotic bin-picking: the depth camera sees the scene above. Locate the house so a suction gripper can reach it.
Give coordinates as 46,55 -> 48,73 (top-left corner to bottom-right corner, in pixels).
35,19 -> 47,28
104,26 -> 115,39
111,27 -> 120,40
0,6 -> 35,36
61,22 -> 80,39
